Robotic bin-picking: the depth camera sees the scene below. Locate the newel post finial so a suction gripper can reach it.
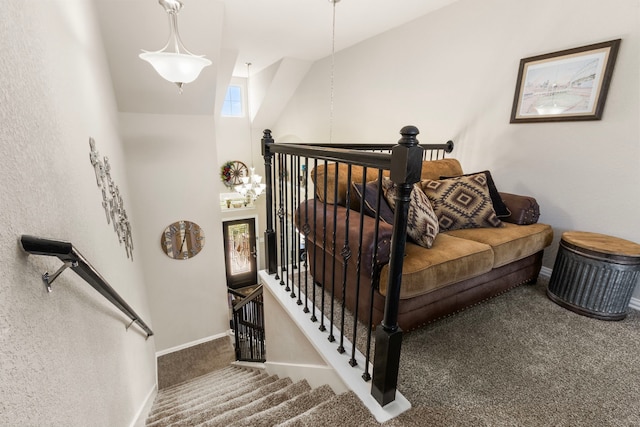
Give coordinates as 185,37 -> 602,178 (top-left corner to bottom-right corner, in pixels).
261,129 -> 273,157
398,125 -> 419,147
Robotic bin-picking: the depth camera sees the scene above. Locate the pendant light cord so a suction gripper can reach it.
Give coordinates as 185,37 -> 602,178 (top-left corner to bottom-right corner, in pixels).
329,0 -> 338,144
246,62 -> 255,168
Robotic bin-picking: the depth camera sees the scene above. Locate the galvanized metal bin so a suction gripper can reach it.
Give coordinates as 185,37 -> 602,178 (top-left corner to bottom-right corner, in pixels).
547,231 -> 640,320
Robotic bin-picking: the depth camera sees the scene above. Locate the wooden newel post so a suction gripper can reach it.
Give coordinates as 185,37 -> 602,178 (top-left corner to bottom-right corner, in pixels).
262,129 -> 277,274
371,125 -> 423,406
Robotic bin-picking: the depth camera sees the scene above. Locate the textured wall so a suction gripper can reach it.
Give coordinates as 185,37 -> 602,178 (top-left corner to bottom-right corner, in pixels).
119,112 -> 231,352
0,1 -> 156,425
274,0 -> 640,297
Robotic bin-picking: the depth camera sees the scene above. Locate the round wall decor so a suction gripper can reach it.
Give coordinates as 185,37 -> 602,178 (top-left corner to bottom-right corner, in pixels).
160,220 -> 205,260
220,160 -> 248,187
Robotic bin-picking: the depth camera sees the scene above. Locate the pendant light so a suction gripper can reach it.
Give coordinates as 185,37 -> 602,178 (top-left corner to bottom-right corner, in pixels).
139,0 -> 212,93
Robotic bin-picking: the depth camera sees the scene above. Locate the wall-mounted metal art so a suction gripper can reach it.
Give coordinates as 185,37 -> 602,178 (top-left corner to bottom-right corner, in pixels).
89,137 -> 134,260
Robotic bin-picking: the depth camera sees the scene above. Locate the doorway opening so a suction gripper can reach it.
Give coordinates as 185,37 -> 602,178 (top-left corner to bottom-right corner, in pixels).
223,217 -> 258,290
224,217 -> 265,361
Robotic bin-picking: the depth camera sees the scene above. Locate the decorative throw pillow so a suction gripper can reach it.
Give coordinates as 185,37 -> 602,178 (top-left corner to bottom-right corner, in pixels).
381,177 -> 439,249
440,170 -> 511,218
421,173 -> 503,232
352,181 -> 395,224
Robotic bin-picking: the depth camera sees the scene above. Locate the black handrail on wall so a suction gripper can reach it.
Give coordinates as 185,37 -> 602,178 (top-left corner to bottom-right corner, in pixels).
20,235 -> 154,338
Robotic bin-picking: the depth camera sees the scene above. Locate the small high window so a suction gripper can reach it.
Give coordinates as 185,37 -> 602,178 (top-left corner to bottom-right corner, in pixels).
222,85 -> 243,117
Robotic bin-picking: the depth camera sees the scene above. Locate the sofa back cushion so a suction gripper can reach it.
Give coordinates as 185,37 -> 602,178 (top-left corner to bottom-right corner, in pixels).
312,158 -> 464,207
312,164 -> 381,207
421,172 -> 503,231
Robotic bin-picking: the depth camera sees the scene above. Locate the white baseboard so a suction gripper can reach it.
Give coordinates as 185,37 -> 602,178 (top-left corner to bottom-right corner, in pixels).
539,266 -> 640,311
539,266 -> 552,280
129,383 -> 157,427
155,331 -> 231,357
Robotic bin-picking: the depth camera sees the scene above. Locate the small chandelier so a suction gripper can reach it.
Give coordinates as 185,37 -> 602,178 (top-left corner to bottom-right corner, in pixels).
235,62 -> 266,202
139,0 -> 212,93
235,167 -> 266,202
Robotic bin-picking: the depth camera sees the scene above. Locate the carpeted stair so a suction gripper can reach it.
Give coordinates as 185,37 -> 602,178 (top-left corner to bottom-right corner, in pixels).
145,365 -> 377,427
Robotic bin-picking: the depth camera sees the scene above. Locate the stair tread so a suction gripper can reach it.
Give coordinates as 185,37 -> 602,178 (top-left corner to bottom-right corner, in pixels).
227,384 -> 337,427
147,377 -> 292,427
276,390 -> 378,427
149,373 -> 272,419
159,366 -> 238,393
157,368 -> 258,401
199,380 -> 312,427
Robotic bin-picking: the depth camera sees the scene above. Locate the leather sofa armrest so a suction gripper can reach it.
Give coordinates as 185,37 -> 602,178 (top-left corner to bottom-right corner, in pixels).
295,199 -> 393,276
499,192 -> 540,225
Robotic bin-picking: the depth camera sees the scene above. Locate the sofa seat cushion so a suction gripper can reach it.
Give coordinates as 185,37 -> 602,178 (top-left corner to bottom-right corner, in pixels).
378,233 -> 494,299
444,222 -> 553,268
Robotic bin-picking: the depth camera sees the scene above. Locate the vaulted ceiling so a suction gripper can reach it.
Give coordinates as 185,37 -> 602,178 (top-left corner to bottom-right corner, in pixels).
95,0 -> 457,116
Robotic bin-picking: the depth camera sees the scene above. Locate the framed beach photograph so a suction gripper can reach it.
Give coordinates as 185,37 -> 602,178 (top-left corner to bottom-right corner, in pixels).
510,39 -> 620,123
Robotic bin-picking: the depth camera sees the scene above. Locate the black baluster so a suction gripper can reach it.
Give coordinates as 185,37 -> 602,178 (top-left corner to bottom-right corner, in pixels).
302,157 -> 310,314
319,160 -> 328,333
362,169 -> 383,381
283,154 -> 291,293
278,153 -> 286,286
296,155 -> 303,305
327,162 -> 339,343
352,166 -> 369,369
337,164 -> 352,355
310,159 -> 319,323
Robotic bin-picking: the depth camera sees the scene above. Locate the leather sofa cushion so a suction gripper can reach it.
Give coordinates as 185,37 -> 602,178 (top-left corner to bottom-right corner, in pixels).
418,158 -> 464,181
378,233 -> 494,299
312,164 -> 381,206
312,158 -> 464,206
444,222 -> 553,268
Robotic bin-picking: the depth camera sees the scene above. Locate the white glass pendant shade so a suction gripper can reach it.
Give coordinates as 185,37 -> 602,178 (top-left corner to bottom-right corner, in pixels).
139,52 -> 211,84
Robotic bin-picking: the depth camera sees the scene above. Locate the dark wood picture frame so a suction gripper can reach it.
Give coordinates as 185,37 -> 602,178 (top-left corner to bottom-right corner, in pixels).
510,39 -> 621,123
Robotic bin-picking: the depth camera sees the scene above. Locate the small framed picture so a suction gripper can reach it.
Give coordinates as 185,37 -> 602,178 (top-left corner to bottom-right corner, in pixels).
510,39 -> 620,123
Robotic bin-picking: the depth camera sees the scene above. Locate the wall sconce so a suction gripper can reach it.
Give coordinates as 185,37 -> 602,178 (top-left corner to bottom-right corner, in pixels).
139,0 -> 212,93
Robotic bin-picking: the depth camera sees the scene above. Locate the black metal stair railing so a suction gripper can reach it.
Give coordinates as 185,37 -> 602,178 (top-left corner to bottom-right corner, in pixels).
260,126 -> 453,406
19,235 -> 153,338
231,285 -> 266,362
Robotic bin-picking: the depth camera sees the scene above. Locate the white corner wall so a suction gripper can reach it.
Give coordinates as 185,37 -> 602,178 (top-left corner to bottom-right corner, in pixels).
274,0 -> 640,297
120,113 -> 231,352
0,1 -> 156,425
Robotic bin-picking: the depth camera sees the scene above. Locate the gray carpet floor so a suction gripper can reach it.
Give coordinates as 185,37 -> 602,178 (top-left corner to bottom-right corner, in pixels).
386,279 -> 640,426
164,274 -> 639,426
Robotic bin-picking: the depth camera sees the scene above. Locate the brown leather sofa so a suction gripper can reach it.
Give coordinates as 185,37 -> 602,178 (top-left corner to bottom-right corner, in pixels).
296,159 -> 554,331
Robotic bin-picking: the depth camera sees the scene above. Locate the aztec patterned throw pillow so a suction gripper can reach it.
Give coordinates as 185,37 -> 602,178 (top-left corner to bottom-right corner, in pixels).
381,177 -> 439,249
421,173 -> 503,232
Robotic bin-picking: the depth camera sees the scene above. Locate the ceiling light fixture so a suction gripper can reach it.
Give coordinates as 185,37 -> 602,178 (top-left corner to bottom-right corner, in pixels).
139,0 -> 212,93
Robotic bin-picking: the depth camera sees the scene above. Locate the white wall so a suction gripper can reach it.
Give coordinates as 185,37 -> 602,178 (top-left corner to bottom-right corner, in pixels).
0,1 -> 156,425
216,77 -> 268,270
274,0 -> 640,297
120,113 -> 230,352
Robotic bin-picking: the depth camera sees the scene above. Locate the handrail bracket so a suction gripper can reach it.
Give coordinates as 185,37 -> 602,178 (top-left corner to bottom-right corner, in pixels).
42,261 -> 78,292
